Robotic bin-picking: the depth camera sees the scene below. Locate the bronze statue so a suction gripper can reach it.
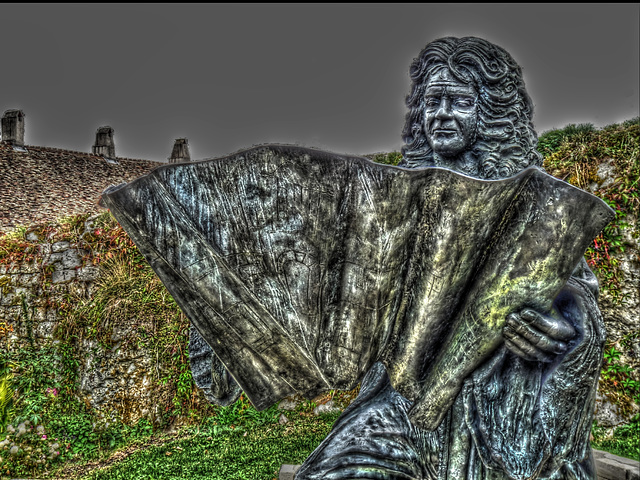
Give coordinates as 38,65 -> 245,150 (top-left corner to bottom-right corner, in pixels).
100,36 -> 612,480
297,36 -> 606,480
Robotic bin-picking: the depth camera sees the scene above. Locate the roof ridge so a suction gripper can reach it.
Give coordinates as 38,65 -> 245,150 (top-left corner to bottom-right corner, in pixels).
9,143 -> 163,163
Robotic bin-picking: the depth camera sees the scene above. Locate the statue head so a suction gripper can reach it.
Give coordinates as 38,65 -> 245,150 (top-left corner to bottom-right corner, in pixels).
400,36 -> 543,179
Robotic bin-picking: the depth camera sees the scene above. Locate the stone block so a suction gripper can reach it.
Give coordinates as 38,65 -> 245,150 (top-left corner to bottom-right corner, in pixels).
34,321 -> 55,339
279,464 -> 301,480
595,393 -> 632,428
45,252 -> 63,265
32,307 -> 48,321
77,266 -> 100,282
14,273 -> 38,287
1,288 -> 26,306
313,400 -> 341,416
278,398 -> 298,411
18,261 -> 40,274
52,269 -> 76,284
593,449 -> 640,480
52,241 -> 71,253
60,249 -> 82,269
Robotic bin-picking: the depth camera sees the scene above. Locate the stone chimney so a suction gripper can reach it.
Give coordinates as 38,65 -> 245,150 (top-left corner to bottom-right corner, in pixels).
169,138 -> 191,163
1,110 -> 25,146
92,126 -> 116,158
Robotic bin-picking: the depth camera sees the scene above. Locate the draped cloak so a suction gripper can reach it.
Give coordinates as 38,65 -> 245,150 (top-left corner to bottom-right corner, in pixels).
294,258 -> 605,480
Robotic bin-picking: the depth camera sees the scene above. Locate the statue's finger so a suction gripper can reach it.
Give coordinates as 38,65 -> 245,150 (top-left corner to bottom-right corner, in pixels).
504,338 -> 538,362
505,316 -> 569,354
506,312 -> 520,324
519,308 -> 575,342
503,326 -> 555,362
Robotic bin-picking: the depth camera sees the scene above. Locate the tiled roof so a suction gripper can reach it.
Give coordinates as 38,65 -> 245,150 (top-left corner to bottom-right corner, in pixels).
0,143 -> 161,232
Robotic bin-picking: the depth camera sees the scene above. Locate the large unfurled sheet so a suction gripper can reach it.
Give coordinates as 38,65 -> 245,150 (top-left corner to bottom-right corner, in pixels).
100,144 -> 613,429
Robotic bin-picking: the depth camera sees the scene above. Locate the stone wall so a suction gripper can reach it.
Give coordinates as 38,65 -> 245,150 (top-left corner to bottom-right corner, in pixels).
598,213 -> 639,343
588,159 -> 640,430
0,214 -> 173,426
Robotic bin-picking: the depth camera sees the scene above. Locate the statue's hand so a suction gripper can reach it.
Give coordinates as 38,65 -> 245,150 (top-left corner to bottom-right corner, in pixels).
503,308 -> 576,362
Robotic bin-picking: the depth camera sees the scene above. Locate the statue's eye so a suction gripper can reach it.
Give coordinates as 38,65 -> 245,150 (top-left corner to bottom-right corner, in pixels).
453,97 -> 475,108
425,97 -> 440,108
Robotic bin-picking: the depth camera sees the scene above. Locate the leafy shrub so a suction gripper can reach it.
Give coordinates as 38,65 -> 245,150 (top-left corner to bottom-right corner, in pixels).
592,414 -> 640,461
537,123 -> 596,156
0,346 -> 62,426
621,116 -> 640,129
0,371 -> 13,433
0,420 -> 62,478
542,120 -> 639,303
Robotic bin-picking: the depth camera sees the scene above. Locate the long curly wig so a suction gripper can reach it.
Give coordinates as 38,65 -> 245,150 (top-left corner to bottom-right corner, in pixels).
399,37 -> 543,179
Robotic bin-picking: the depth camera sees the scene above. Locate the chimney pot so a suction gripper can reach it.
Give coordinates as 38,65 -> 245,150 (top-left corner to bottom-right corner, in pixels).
169,138 -> 191,163
1,110 -> 25,146
93,126 -> 116,158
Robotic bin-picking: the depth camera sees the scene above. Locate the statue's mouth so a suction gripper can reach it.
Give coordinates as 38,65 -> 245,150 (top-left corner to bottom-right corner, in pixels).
432,129 -> 458,136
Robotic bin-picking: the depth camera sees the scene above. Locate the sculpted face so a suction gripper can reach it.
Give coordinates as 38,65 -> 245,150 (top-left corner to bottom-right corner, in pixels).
423,69 -> 478,159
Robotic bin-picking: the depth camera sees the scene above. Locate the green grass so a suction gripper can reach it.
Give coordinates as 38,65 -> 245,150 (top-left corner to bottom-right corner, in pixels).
75,409 -> 339,480
66,408 -> 639,479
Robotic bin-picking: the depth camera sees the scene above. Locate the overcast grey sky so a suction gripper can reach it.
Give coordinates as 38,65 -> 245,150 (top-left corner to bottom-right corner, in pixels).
1,3 -> 638,162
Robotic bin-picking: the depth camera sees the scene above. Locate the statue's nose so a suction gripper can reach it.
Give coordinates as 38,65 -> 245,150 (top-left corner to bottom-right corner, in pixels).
434,97 -> 453,119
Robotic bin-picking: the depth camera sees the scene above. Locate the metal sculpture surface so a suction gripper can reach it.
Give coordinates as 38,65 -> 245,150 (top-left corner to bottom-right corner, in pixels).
100,37 -> 613,480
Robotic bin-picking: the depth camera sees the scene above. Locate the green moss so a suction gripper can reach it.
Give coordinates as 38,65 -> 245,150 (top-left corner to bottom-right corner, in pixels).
0,275 -> 12,295
367,151 -> 403,166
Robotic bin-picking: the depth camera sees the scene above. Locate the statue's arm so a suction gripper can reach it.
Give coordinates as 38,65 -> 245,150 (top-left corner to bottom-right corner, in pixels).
538,257 -> 605,478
